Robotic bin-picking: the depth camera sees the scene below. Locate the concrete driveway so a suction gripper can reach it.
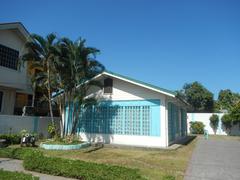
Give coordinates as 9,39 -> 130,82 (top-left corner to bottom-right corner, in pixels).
185,137 -> 240,180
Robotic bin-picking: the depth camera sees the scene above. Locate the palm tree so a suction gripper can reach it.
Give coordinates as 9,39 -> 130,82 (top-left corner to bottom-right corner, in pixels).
55,38 -> 104,135
21,33 -> 59,126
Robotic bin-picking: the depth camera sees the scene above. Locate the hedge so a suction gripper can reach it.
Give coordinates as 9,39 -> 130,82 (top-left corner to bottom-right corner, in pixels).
0,169 -> 39,180
0,134 -> 21,145
0,148 -> 144,180
0,147 -> 34,159
23,151 -> 144,180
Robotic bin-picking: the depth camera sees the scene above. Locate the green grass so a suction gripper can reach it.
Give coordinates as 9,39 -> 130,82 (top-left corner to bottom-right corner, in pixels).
0,169 -> 39,180
200,134 -> 240,141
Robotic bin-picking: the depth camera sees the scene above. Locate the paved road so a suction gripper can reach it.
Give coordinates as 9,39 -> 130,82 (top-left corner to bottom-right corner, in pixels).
0,158 -> 75,180
185,137 -> 240,180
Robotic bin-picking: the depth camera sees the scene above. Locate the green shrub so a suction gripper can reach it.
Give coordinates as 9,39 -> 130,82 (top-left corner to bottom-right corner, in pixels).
221,114 -> 232,131
0,147 -> 37,159
209,114 -> 219,134
190,121 -> 205,134
47,124 -> 56,138
0,134 -> 21,145
23,150 -> 144,180
0,169 -> 39,180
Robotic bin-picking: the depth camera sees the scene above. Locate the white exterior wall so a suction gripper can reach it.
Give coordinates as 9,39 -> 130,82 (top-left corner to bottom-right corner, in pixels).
84,77 -> 170,147
0,29 -> 32,115
187,113 -> 240,136
0,29 -> 31,94
0,115 -> 59,137
0,87 -> 16,115
79,133 -> 166,148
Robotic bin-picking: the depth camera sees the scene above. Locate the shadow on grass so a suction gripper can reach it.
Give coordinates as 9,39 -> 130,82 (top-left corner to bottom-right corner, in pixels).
84,143 -> 104,153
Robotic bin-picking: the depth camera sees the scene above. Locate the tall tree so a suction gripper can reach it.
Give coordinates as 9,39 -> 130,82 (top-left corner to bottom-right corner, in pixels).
215,89 -> 240,112
177,81 -> 214,112
21,33 -> 59,126
229,101 -> 240,125
55,38 -> 104,136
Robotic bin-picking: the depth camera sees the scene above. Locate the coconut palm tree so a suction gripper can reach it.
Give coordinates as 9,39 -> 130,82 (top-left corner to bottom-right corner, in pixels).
21,33 -> 59,126
55,38 -> 104,135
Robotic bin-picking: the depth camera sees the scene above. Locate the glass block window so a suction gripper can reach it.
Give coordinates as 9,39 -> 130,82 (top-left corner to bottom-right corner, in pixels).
78,104 -> 151,136
0,44 -> 19,70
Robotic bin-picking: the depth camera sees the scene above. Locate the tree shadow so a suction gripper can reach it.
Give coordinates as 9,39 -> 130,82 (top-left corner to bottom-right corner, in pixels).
75,100 -> 120,145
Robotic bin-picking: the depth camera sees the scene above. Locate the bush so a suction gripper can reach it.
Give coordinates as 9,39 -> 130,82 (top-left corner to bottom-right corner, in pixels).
0,169 -> 39,180
190,121 -> 205,134
221,114 -> 232,131
0,134 -> 21,145
209,114 -> 219,134
0,147 -> 37,159
23,150 -> 144,180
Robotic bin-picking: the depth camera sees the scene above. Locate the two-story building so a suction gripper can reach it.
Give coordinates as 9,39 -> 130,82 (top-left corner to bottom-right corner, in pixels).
0,22 -> 33,115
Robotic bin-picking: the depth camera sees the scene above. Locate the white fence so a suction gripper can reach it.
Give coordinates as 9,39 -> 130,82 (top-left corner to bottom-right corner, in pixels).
0,115 -> 59,137
187,113 -> 240,136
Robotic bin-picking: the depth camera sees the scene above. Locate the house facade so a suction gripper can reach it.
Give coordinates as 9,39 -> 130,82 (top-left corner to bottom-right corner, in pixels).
65,71 -> 188,147
0,22 -> 33,115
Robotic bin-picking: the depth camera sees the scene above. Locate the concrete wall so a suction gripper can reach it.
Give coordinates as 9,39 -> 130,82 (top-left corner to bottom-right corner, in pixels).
0,115 -> 59,137
0,87 -> 16,115
187,113 -> 240,136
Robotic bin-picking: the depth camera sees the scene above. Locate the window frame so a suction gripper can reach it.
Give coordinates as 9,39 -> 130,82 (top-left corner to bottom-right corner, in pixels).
0,44 -> 19,70
103,78 -> 113,94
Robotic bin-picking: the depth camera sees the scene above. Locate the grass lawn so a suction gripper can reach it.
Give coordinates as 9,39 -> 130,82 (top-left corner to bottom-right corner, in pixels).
0,169 -> 39,180
202,134 -> 240,141
39,137 -> 197,180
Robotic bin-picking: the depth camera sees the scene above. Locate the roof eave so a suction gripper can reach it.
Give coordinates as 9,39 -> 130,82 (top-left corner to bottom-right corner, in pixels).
0,22 -> 31,41
102,71 -> 176,98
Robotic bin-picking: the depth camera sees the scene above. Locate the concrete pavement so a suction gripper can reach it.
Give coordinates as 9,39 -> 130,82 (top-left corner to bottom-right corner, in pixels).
185,137 -> 240,180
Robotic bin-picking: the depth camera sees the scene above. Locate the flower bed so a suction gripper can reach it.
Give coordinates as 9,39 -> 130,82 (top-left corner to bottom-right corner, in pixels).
40,141 -> 90,150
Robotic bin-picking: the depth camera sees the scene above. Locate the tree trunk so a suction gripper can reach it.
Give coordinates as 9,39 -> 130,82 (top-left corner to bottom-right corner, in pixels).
66,93 -> 71,136
47,62 -> 54,126
58,97 -> 64,138
32,82 -> 36,107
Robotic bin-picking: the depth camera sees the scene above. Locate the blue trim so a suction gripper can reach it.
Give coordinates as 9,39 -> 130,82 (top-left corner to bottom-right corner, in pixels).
150,103 -> 161,136
33,117 -> 39,133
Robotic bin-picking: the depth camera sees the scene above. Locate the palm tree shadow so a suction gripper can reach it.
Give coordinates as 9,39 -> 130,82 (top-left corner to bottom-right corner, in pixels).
76,100 -> 119,145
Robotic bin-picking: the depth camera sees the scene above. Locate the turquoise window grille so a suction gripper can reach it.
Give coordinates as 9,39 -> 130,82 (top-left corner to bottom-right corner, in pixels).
71,99 -> 160,136
168,102 -> 181,143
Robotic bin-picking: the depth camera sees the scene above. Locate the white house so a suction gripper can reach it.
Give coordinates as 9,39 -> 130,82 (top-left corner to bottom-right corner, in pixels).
65,71 -> 189,147
0,22 -> 33,115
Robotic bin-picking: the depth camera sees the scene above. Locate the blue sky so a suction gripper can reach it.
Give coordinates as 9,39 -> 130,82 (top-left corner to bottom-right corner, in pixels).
1,0 -> 240,98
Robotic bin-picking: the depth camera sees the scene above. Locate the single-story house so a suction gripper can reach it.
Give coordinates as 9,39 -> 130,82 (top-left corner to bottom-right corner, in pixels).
65,71 -> 189,148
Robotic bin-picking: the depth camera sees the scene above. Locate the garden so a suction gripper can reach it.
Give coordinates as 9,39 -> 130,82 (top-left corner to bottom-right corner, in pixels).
0,131 -> 197,180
